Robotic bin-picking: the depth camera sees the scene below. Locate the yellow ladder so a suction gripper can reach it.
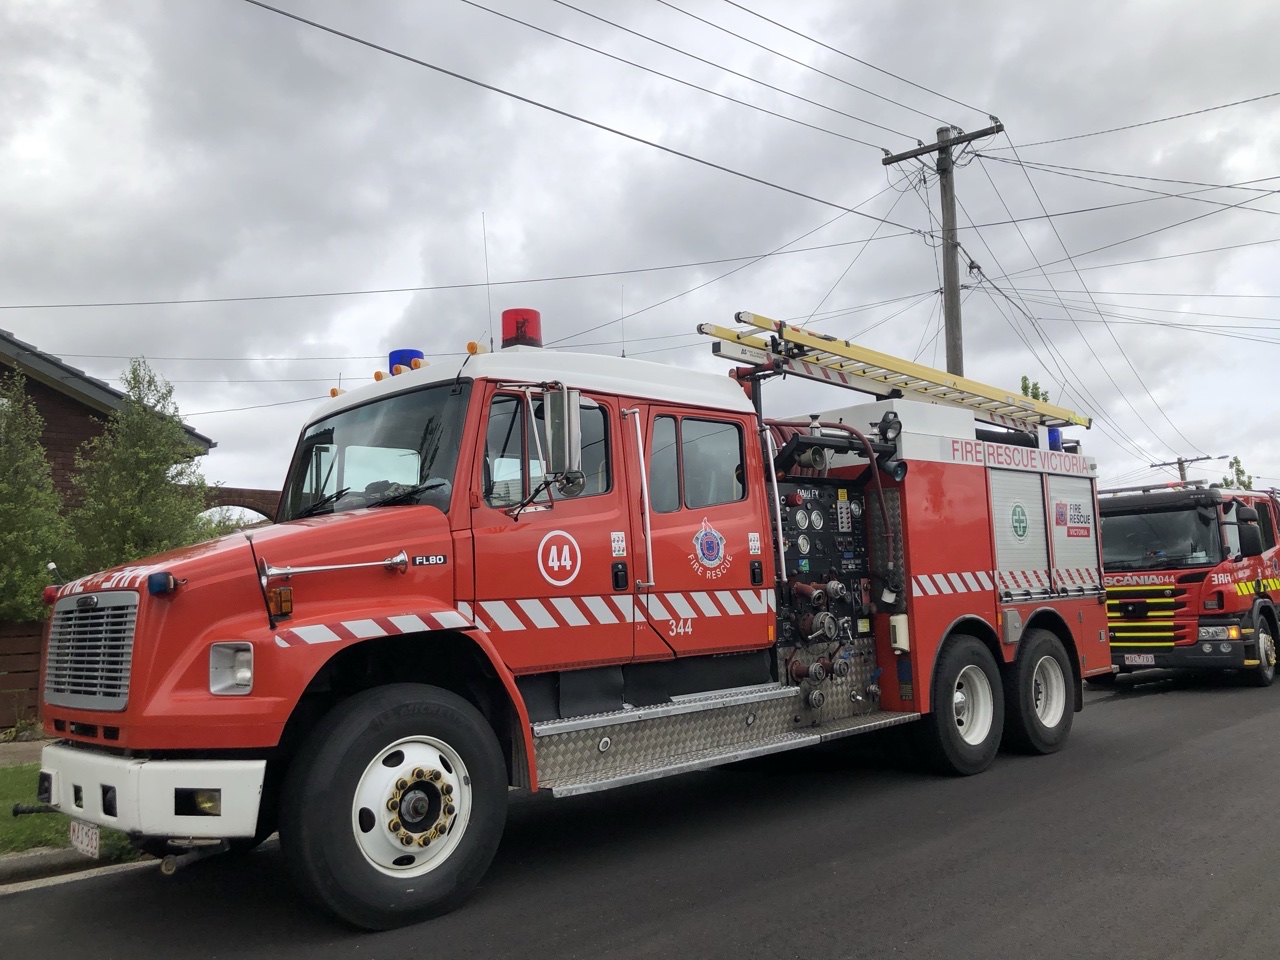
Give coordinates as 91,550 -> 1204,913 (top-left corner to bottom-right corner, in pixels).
699,311 -> 1090,430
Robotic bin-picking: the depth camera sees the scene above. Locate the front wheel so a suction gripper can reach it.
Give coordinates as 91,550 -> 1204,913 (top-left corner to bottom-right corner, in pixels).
915,634 -> 1004,776
1248,618 -> 1277,687
280,684 -> 508,930
1003,629 -> 1075,754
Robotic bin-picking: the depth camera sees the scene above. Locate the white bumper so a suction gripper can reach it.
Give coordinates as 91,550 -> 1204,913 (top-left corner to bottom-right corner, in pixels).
41,744 -> 265,839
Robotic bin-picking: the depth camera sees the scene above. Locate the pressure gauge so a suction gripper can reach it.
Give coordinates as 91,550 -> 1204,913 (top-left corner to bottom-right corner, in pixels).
794,509 -> 809,530
810,510 -> 825,530
797,534 -> 811,555
850,500 -> 863,519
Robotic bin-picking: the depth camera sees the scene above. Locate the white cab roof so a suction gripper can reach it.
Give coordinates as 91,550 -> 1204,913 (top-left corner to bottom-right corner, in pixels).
305,347 -> 755,425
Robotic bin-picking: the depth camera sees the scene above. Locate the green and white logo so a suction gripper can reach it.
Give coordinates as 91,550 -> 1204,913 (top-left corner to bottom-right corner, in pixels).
1011,502 -> 1029,541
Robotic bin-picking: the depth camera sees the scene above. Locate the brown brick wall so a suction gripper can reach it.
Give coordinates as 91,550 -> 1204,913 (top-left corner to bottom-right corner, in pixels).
19,375 -> 107,503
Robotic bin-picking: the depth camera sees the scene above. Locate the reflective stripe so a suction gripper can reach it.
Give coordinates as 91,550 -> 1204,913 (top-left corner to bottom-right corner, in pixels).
550,597 -> 590,627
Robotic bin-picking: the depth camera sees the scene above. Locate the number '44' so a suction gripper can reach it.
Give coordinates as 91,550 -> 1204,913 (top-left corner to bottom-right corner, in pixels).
546,545 -> 573,572
667,618 -> 693,637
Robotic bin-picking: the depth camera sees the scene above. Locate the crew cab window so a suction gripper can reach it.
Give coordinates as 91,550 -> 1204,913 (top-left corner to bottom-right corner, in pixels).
1258,502 -> 1277,550
484,392 -> 610,507
649,415 -> 746,512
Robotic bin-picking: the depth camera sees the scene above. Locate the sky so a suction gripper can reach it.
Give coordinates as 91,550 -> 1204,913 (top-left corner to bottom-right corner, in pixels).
3,0 -> 1279,501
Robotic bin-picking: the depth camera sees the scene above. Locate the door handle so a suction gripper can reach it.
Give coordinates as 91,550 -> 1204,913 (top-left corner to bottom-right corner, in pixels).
612,562 -> 628,592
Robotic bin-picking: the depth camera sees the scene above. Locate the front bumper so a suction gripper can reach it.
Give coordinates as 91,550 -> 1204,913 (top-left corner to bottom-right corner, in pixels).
40,744 -> 265,839
1111,638 -> 1255,671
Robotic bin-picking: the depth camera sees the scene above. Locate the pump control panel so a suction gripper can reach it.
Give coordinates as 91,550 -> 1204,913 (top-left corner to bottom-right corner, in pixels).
776,480 -> 870,647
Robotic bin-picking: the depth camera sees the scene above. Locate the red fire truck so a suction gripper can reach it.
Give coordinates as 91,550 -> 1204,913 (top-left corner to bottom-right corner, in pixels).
25,309 -> 1111,928
1097,481 -> 1280,684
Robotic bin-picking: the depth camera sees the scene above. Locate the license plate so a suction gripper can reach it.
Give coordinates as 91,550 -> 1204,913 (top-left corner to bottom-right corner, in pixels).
1124,653 -> 1156,667
69,820 -> 100,859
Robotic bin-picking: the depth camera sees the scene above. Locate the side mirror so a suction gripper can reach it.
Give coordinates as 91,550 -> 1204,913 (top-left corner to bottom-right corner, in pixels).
1239,523 -> 1265,559
1237,505 -> 1259,523
543,386 -> 584,496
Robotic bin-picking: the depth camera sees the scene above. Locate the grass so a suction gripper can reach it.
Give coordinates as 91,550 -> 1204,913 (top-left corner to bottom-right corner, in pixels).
0,762 -> 138,860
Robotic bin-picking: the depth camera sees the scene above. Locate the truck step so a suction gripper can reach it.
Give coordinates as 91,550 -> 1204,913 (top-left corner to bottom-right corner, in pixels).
533,683 -> 917,797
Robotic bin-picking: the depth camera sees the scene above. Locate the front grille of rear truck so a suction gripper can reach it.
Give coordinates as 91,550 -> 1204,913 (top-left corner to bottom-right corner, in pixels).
44,591 -> 139,712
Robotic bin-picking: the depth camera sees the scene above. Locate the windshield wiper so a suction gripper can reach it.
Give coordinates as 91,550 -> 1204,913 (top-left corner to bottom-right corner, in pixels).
294,486 -> 350,519
367,478 -> 450,508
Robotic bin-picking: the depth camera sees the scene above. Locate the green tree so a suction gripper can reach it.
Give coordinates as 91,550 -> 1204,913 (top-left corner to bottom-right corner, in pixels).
0,372 -> 71,621
68,359 -> 215,574
1222,455 -> 1253,490
1020,375 -> 1050,403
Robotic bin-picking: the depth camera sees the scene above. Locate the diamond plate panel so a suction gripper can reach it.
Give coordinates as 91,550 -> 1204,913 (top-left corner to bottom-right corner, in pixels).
867,489 -> 905,614
782,634 -> 882,725
535,689 -> 802,786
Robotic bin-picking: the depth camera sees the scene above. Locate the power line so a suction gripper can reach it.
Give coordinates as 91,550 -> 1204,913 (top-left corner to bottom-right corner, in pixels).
978,157 -> 1280,196
804,185 -> 911,321
968,153 -> 1175,457
1023,234 -> 1280,279
998,134 -> 1207,456
544,0 -> 914,143
719,0 -> 990,118
184,396 -> 328,417
652,0 -> 952,127
985,91 -> 1280,149
0,231 -> 917,311
454,0 -> 879,149
239,2 -> 931,238
977,156 -> 1280,219
544,181 -> 902,347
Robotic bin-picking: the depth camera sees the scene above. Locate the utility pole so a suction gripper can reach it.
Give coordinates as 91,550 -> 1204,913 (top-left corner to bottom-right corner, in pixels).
1150,455 -> 1223,482
883,122 -> 1004,377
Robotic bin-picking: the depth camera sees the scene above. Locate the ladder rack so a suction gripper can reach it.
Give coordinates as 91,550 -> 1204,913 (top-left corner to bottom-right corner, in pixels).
699,311 -> 1090,431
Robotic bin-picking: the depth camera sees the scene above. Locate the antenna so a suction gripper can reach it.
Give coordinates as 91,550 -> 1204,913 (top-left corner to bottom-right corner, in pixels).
620,285 -> 626,358
482,212 -> 494,351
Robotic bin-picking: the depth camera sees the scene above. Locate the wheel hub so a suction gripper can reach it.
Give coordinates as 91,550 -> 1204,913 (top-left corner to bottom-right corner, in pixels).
353,738 -> 472,877
953,688 -> 968,723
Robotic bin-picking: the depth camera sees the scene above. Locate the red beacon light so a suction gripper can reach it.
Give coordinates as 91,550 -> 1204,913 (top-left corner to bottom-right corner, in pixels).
501,308 -> 543,349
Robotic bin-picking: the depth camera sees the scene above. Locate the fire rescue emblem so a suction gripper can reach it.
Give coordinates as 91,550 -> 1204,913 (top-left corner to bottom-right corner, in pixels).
690,519 -> 730,578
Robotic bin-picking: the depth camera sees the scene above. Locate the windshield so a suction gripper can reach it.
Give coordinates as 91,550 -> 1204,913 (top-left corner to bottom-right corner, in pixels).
1100,506 -> 1224,571
279,382 -> 471,521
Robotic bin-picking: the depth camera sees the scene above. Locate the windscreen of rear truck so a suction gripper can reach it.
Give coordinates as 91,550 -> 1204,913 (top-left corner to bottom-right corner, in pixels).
1100,507 -> 1223,571
279,382 -> 472,521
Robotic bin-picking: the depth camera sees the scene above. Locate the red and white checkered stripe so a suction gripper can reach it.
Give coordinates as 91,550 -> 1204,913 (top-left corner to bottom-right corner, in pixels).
996,569 -> 1051,592
274,609 -> 475,647
912,568 -> 1100,597
1052,566 -> 1101,588
912,571 -> 994,596
273,590 -> 777,645
467,589 -> 776,633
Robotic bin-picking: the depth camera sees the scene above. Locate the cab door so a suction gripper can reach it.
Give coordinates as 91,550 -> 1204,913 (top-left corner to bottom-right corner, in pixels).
636,407 -> 773,657
470,387 -> 635,672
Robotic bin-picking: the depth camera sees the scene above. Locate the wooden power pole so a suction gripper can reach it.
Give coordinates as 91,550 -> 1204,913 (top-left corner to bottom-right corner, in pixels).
883,122 -> 1004,376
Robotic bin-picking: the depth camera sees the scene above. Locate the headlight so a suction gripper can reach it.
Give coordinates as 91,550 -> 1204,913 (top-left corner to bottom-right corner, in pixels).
210,642 -> 253,695
1198,625 -> 1241,642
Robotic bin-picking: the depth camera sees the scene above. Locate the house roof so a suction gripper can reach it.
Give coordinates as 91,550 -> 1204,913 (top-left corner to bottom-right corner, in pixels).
0,328 -> 215,453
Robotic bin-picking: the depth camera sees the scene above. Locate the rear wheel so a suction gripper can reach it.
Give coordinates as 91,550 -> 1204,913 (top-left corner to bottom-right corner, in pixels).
280,683 -> 508,930
916,634 -> 1004,776
1003,629 -> 1075,754
1248,618 -> 1277,687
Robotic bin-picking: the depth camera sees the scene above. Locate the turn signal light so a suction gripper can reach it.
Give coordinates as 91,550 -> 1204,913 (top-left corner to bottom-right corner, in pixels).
267,586 -> 293,618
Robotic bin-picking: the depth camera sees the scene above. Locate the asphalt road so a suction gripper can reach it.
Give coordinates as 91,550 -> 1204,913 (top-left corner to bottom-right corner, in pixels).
6,671 -> 1280,960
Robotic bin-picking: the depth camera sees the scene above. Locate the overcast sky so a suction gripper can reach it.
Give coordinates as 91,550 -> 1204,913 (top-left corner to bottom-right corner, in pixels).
4,0 -> 1279,500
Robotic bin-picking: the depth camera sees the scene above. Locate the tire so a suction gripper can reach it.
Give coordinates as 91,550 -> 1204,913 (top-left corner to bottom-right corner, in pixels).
916,634 -> 1004,776
1247,615 -> 1277,687
1003,629 -> 1075,754
280,683 -> 508,930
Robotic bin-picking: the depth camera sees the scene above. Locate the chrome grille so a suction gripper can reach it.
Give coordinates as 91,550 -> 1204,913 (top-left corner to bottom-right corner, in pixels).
45,591 -> 139,711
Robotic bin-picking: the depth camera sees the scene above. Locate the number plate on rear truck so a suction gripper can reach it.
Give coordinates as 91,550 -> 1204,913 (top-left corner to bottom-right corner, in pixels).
69,820 -> 99,859
1123,653 -> 1156,667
